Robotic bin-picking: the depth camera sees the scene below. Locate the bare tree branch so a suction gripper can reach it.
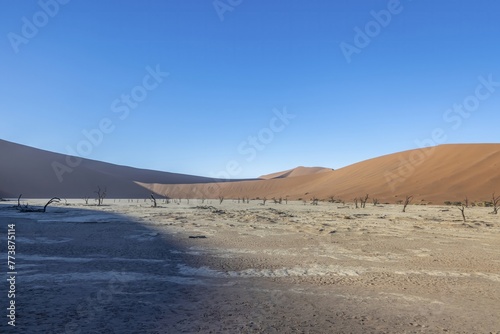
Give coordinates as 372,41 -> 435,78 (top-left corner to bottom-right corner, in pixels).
402,195 -> 413,212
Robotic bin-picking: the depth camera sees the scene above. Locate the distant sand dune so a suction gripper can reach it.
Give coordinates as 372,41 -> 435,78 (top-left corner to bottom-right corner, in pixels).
259,166 -> 333,180
139,144 -> 500,204
1,139 -> 500,204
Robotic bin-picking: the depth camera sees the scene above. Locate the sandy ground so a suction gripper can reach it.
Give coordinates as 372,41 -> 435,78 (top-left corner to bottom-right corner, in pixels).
1,199 -> 499,333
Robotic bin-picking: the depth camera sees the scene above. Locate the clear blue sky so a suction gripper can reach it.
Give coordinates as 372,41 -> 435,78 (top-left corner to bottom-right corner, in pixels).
1,0 -> 499,178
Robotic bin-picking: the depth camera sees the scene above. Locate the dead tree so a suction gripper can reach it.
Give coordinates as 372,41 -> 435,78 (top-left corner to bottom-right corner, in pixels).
262,197 -> 267,205
43,197 -> 61,212
372,198 -> 379,206
354,198 -> 359,209
402,195 -> 413,212
17,197 -> 60,213
311,197 -> 319,205
492,192 -> 499,214
458,204 -> 466,222
360,194 -> 369,208
95,186 -> 107,206
328,196 -> 335,203
271,197 -> 283,204
219,195 -> 224,205
17,194 -> 22,208
150,193 -> 157,207
83,196 -> 89,205
464,197 -> 469,208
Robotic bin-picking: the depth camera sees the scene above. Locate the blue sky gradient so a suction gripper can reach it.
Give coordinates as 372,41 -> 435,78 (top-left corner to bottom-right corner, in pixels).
1,0 -> 499,178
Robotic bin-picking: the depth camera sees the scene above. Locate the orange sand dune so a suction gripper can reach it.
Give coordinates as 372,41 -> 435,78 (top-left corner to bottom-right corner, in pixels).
2,139 -> 499,204
140,144 -> 500,204
259,166 -> 333,180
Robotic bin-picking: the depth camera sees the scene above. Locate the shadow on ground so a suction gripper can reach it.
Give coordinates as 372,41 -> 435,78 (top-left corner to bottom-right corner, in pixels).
0,203 -> 252,333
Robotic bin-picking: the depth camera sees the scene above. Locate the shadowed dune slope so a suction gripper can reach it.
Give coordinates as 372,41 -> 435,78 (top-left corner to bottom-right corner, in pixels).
0,139 -> 222,198
140,144 -> 500,204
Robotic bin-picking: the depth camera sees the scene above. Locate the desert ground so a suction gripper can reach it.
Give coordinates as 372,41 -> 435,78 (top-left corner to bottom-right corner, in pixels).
1,198 -> 500,333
